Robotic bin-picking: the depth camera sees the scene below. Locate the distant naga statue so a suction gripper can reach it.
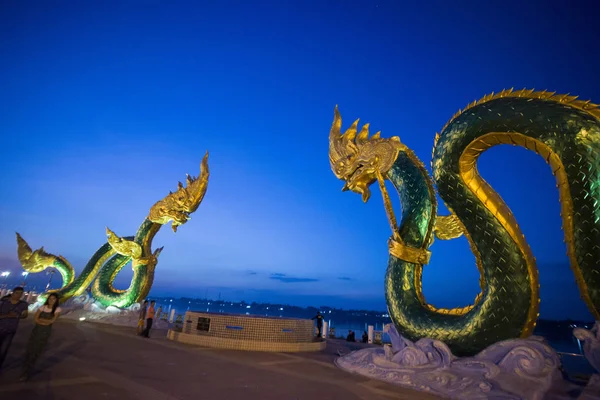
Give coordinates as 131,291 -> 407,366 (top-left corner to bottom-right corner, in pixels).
16,152 -> 210,308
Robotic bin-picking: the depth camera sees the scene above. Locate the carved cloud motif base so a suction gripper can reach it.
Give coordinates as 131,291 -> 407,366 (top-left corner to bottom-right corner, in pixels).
335,325 -> 563,399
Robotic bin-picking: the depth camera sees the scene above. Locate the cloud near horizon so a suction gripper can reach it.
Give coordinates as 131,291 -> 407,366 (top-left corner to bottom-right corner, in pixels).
269,273 -> 319,283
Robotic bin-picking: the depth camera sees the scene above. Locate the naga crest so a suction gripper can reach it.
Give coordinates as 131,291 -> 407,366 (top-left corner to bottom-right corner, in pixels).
16,232 -> 58,273
329,106 -> 405,202
148,151 -> 210,232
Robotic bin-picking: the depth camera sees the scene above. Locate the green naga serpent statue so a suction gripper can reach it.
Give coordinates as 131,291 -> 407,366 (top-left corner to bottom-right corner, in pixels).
15,152 -> 209,308
329,89 -> 600,355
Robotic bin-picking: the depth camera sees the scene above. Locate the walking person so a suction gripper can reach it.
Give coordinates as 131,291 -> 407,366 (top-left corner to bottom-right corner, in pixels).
141,300 -> 155,338
0,287 -> 29,370
21,293 -> 62,381
137,300 -> 148,335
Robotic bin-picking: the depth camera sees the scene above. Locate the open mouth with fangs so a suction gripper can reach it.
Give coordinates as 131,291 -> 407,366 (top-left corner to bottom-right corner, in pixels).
341,163 -> 376,203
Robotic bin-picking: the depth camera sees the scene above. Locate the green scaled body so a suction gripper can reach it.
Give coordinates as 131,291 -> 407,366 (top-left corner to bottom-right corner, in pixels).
385,95 -> 600,355
91,219 -> 158,308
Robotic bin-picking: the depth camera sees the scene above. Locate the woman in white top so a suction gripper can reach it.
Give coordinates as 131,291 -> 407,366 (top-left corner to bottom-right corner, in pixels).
21,293 -> 62,381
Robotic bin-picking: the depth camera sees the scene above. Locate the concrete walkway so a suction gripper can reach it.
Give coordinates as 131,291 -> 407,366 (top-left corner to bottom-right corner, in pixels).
0,319 -> 441,400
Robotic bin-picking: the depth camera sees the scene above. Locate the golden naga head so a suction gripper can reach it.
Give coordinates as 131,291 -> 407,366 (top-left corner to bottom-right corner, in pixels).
329,106 -> 405,202
148,151 -> 210,232
15,232 -> 57,273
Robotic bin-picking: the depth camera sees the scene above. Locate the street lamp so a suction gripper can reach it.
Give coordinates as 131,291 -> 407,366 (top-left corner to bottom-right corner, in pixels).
1,271 -> 10,288
45,269 -> 56,291
21,271 -> 30,286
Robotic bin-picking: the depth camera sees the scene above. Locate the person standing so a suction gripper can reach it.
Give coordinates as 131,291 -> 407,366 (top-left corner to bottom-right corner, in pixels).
346,330 -> 356,342
0,287 -> 29,370
21,293 -> 61,381
137,300 -> 148,335
141,300 -> 155,338
312,311 -> 324,338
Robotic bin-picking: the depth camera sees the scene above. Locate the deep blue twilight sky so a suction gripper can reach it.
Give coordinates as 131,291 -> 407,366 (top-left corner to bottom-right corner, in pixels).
1,0 -> 599,319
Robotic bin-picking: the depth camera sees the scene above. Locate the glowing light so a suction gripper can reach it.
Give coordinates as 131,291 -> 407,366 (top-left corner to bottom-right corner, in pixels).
79,317 -> 86,321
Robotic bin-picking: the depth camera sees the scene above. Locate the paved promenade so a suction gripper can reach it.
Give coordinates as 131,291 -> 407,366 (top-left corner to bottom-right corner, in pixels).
0,319 -> 440,400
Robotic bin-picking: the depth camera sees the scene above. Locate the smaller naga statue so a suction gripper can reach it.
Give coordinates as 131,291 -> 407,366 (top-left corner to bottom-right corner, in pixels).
16,152 -> 210,308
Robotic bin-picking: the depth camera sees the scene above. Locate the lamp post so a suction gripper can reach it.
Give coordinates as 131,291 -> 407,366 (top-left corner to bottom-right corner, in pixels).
45,269 -> 55,291
1,271 -> 10,288
21,271 -> 29,286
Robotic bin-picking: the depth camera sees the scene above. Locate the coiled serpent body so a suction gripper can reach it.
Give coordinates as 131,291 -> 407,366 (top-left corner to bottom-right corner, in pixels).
329,90 -> 600,355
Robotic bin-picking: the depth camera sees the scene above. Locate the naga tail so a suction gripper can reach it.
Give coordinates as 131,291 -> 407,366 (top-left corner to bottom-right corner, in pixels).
433,90 -> 600,318
423,90 -> 600,353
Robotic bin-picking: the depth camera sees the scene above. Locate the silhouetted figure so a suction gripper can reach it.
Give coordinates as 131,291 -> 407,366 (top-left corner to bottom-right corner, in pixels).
362,331 -> 368,343
346,330 -> 356,342
0,287 -> 29,370
21,293 -> 62,381
312,311 -> 324,337
142,300 -> 156,338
